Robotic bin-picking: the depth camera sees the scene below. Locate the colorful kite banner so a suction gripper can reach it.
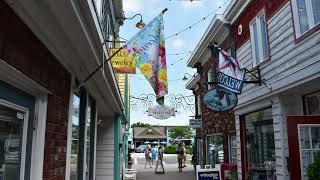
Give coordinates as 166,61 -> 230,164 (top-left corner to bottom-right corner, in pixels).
122,14 -> 168,105
217,50 -> 245,94
109,48 -> 136,74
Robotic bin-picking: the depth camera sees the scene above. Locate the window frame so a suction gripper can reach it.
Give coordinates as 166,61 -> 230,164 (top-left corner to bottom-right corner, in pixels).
297,124 -> 320,180
249,11 -> 269,67
228,132 -> 237,164
291,0 -> 320,38
303,90 -> 320,115
0,99 -> 29,180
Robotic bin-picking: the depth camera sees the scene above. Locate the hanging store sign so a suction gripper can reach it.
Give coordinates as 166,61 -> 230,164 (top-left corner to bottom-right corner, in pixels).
203,89 -> 238,112
148,105 -> 175,119
189,119 -> 202,128
109,48 -> 136,74
217,51 -> 245,94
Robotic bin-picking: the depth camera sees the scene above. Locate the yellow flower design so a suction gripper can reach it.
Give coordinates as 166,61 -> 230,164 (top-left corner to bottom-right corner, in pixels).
140,64 -> 152,76
158,69 -> 167,82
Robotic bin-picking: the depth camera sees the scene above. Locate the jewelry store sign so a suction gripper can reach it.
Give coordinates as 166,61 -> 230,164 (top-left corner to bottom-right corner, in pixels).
189,119 -> 202,128
148,106 -> 175,120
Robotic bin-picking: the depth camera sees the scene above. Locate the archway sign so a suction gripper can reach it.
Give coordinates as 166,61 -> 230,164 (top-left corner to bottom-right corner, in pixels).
148,105 -> 175,120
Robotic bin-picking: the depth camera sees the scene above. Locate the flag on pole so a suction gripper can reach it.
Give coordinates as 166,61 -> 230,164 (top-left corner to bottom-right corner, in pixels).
217,50 -> 245,94
123,14 -> 168,105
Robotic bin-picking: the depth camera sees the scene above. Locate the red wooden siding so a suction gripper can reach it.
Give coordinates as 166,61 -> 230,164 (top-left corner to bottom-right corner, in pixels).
232,0 -> 289,50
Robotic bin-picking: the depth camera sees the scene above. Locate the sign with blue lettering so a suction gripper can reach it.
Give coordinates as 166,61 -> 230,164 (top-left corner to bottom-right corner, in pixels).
198,170 -> 220,180
217,51 -> 245,94
203,89 -> 238,112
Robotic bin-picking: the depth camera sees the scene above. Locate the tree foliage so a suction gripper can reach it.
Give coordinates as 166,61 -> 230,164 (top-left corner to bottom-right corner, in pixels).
131,122 -> 152,128
308,151 -> 320,180
168,127 -> 193,139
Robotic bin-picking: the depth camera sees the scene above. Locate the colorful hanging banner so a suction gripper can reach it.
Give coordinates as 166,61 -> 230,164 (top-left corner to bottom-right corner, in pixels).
109,48 -> 136,74
122,14 -> 167,105
217,50 -> 245,94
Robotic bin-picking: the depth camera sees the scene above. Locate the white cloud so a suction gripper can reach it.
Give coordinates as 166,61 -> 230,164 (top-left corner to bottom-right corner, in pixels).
172,38 -> 185,49
181,0 -> 204,11
123,0 -> 141,13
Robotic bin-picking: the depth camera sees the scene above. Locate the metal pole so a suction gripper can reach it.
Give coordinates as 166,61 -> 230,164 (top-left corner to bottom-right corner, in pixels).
75,47 -> 123,91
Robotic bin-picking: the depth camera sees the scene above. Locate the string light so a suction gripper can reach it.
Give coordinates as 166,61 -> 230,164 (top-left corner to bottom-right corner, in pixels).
167,51 -> 192,56
165,0 -> 231,40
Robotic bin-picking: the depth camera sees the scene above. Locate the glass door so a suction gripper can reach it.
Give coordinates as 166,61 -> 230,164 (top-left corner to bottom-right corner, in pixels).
0,104 -> 24,180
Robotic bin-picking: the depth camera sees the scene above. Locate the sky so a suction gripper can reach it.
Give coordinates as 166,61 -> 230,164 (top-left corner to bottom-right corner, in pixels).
119,0 -> 229,126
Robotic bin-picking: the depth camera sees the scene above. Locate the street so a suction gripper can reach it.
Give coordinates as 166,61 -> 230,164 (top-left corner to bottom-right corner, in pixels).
131,153 -> 196,180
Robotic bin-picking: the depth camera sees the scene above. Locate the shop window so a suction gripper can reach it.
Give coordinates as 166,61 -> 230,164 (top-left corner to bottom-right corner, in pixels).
207,66 -> 215,90
298,125 -> 320,180
244,108 -> 276,179
207,134 -> 224,167
85,106 -> 91,180
229,132 -> 237,164
304,91 -> 320,115
250,12 -> 269,67
292,0 -> 320,36
0,105 -> 25,180
70,95 -> 80,180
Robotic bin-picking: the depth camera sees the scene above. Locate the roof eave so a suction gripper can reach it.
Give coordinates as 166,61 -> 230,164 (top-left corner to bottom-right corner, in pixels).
186,14 -> 225,68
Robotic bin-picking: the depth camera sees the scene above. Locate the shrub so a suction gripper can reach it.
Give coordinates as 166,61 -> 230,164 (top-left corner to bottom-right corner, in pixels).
164,144 -> 178,154
308,151 -> 320,180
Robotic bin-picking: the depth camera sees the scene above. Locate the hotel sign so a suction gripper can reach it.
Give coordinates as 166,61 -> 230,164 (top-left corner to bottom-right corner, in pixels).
189,119 -> 202,128
148,105 -> 175,120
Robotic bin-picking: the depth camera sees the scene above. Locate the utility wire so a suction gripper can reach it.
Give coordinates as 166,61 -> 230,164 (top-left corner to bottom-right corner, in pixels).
165,0 -> 231,40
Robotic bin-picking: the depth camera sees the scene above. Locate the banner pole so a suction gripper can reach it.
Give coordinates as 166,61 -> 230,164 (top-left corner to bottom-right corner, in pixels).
75,47 -> 123,91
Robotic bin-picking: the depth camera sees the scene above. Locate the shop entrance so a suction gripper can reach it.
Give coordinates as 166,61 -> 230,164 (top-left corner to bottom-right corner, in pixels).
287,116 -> 320,180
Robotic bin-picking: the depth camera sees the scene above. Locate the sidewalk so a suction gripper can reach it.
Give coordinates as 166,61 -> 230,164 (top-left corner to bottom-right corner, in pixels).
132,162 -> 196,180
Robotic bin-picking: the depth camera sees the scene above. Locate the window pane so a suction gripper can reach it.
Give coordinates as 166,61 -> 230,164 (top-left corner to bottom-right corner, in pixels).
86,107 -> 91,180
0,105 -> 23,180
312,0 -> 320,24
252,22 -> 260,64
301,151 -> 312,179
70,95 -> 80,180
300,126 -> 311,149
297,0 -> 310,33
305,91 -> 320,115
244,108 -> 276,178
260,15 -> 269,59
207,135 -> 224,167
311,127 -> 320,149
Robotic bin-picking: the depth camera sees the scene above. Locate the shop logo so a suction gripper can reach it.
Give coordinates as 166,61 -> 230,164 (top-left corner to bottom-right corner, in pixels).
203,89 -> 238,112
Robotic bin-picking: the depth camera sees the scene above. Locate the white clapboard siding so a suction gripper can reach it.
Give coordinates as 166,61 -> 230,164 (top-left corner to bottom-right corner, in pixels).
235,2 -> 320,180
236,2 -> 320,107
96,120 -> 115,179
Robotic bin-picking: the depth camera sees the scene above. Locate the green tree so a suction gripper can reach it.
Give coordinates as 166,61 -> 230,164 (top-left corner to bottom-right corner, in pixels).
168,127 -> 193,139
131,122 -> 151,128
308,151 -> 320,180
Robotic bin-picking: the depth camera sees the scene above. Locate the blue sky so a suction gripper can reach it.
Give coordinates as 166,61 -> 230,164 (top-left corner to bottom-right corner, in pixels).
119,0 -> 228,126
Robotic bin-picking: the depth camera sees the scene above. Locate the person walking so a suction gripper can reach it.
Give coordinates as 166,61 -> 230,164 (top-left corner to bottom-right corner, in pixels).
151,145 -> 158,165
182,143 -> 187,168
177,143 -> 184,172
155,145 -> 165,174
144,144 -> 152,168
